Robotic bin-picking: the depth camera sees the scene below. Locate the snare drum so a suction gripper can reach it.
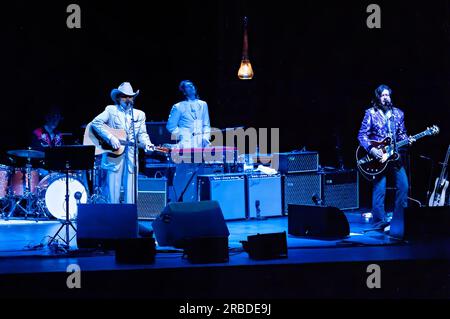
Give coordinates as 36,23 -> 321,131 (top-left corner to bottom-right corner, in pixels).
10,167 -> 40,196
37,173 -> 88,220
0,164 -> 11,198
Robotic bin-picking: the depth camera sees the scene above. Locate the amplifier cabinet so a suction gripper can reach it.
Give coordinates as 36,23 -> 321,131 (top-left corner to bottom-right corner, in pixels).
247,173 -> 282,218
171,163 -> 224,202
137,177 -> 167,220
283,173 -> 321,213
198,174 -> 246,220
320,169 -> 359,210
277,151 -> 319,174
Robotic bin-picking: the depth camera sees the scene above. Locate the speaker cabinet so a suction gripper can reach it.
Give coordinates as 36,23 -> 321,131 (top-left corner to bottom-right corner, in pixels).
198,173 -> 246,220
390,206 -> 450,239
137,177 -> 167,220
172,164 -> 225,202
242,232 -> 288,260
152,200 -> 230,248
283,173 -> 321,213
76,204 -> 138,249
287,204 -> 350,238
277,151 -> 319,173
320,169 -> 359,210
247,173 -> 282,218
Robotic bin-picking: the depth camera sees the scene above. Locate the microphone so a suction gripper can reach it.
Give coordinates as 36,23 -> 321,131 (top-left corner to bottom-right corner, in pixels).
74,191 -> 82,205
419,155 -> 432,161
312,193 -> 323,206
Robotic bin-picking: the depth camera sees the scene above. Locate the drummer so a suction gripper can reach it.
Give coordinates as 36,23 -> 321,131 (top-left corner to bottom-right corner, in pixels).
28,107 -> 64,178
30,107 -> 64,150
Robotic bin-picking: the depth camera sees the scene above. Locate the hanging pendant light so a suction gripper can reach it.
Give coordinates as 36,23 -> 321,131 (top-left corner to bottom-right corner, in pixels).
238,16 -> 254,80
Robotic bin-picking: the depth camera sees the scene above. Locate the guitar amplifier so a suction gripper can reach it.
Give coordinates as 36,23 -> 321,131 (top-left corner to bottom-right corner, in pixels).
277,151 -> 319,174
198,173 -> 246,220
320,169 -> 359,210
247,173 -> 282,218
137,177 -> 167,220
283,173 -> 321,213
171,163 -> 225,202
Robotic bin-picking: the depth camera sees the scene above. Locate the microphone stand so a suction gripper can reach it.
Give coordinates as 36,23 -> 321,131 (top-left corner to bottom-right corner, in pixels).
130,102 -> 138,204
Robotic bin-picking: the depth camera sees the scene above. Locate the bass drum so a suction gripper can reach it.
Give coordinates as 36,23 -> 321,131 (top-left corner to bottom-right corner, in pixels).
37,173 -> 88,220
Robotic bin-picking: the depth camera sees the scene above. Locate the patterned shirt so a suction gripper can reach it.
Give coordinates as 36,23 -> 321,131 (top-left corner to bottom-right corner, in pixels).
31,127 -> 63,149
358,106 -> 408,152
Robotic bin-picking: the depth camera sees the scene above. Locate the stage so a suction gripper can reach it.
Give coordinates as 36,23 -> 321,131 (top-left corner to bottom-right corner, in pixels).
1,210 -> 450,300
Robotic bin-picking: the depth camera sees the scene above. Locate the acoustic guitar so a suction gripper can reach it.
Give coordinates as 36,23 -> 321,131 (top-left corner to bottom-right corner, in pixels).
429,145 -> 450,207
83,123 -> 170,156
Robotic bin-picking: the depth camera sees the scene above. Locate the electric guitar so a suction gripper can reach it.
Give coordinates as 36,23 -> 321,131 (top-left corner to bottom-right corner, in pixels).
429,145 -> 450,207
356,125 -> 439,179
83,123 -> 170,156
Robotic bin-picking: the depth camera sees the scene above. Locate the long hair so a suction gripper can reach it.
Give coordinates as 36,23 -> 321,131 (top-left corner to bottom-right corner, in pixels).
371,84 -> 392,109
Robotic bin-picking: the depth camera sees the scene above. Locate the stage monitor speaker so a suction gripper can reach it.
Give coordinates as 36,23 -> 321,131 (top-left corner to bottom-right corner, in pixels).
390,206 -> 450,239
283,173 -> 321,213
76,204 -> 138,249
320,169 -> 359,210
137,177 -> 167,220
288,204 -> 350,238
241,232 -> 288,260
152,200 -> 230,248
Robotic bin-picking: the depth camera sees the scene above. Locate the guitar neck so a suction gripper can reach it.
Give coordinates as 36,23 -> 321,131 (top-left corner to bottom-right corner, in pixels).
438,145 -> 450,181
396,130 -> 429,148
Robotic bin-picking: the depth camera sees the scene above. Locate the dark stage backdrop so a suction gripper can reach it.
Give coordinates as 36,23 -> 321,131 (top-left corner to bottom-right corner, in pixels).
1,0 -> 449,207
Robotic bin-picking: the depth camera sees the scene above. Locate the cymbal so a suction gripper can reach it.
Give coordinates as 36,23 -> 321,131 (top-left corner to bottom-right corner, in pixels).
7,149 -> 45,159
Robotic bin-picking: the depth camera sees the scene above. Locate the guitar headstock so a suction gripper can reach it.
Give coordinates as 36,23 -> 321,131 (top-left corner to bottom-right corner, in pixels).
426,125 -> 440,136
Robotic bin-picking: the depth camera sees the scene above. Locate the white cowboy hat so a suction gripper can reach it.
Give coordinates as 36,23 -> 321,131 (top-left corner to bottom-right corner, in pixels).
110,82 -> 140,102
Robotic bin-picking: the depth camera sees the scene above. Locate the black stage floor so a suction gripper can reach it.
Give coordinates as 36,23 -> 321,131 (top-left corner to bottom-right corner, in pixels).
0,209 -> 450,300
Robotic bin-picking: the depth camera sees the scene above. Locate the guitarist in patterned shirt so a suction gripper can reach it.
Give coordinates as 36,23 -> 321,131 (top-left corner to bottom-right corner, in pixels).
357,84 -> 411,231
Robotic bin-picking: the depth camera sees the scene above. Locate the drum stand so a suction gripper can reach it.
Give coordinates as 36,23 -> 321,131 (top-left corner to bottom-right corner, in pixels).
88,163 -> 107,204
12,162 -> 46,219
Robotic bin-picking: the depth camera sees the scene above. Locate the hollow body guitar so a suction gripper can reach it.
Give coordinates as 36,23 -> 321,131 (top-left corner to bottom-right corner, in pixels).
356,125 -> 439,179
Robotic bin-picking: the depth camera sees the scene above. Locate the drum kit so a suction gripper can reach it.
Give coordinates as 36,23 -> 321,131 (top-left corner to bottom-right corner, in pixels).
0,147 -> 101,220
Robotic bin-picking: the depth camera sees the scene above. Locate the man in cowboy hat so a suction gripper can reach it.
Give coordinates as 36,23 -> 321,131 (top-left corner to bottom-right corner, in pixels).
91,82 -> 154,204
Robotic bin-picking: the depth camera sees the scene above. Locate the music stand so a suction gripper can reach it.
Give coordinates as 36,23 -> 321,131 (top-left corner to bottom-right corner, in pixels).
45,145 -> 95,249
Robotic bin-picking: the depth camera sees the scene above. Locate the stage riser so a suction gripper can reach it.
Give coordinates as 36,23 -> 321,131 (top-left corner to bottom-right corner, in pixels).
1,259 -> 449,299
